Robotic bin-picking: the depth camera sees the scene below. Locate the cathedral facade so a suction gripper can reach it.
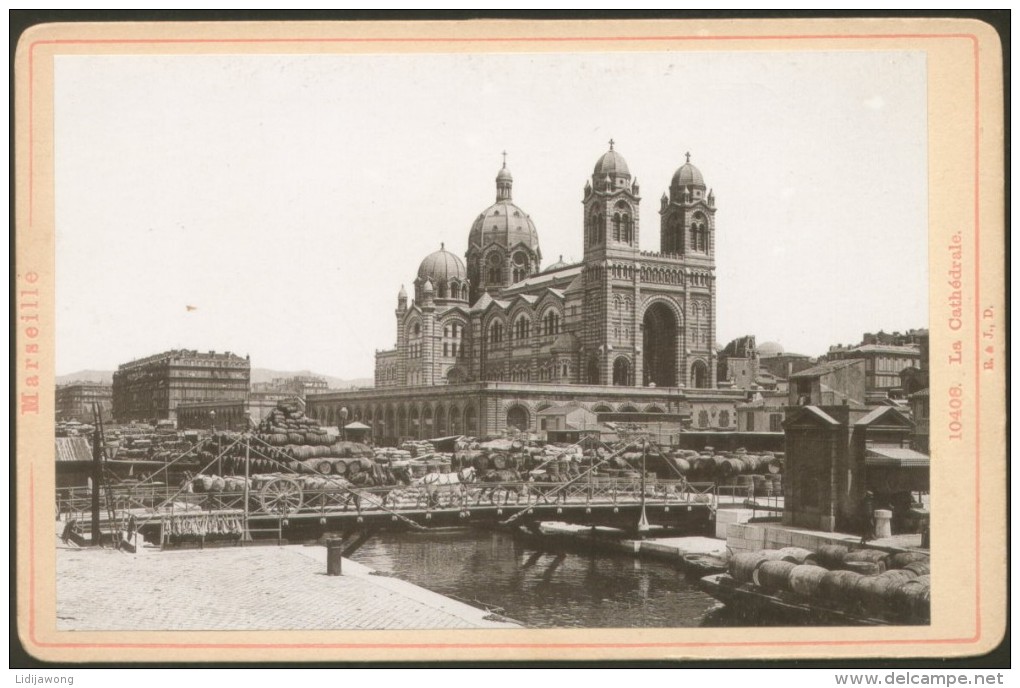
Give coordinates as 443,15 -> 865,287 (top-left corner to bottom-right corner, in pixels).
376,143 -> 718,391
308,143 -> 740,441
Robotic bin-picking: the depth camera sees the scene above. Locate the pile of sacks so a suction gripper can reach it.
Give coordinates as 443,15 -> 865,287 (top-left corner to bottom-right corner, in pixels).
399,441 -> 435,458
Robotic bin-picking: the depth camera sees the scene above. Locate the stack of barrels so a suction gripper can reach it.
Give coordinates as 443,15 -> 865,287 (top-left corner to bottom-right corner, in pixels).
726,545 -> 930,624
209,401 -> 378,477
665,447 -> 784,489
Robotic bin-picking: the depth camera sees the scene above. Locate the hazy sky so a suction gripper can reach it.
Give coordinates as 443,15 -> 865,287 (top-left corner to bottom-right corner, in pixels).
55,49 -> 928,379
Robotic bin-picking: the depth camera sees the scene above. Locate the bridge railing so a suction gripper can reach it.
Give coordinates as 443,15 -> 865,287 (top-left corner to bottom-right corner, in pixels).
58,476 -> 720,520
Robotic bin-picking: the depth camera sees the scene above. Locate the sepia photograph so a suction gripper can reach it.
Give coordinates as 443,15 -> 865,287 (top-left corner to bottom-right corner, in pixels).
15,18 -> 1006,664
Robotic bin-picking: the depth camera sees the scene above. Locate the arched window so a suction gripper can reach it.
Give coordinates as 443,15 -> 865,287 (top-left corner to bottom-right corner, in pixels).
718,410 -> 731,427
413,323 -> 421,336
489,320 -> 504,344
612,213 -> 622,241
543,310 -> 560,336
450,283 -> 460,300
590,212 -> 604,246
487,253 -> 503,284
514,315 -> 530,340
512,252 -> 530,283
613,357 -> 631,386
622,214 -> 633,244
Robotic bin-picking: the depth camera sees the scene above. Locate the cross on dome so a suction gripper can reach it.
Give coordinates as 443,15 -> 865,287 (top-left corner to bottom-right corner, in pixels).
609,138 -> 615,150
685,151 -> 691,163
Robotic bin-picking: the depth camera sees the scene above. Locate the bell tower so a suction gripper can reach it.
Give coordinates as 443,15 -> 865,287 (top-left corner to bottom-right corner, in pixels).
582,140 -> 641,262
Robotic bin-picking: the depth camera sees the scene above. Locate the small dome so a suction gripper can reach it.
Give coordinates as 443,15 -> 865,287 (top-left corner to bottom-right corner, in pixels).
758,341 -> 785,357
671,154 -> 705,189
417,245 -> 467,284
544,255 -> 569,272
496,165 -> 513,183
594,142 -> 630,179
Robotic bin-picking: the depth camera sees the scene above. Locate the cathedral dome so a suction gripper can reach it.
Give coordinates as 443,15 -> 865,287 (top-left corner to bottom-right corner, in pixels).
468,157 -> 541,255
757,341 -> 785,357
417,244 -> 467,284
593,141 -> 631,179
468,201 -> 540,251
671,155 -> 706,189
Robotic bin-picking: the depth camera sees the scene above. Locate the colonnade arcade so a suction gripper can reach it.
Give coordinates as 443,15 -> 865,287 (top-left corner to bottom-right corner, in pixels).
309,398 -> 669,443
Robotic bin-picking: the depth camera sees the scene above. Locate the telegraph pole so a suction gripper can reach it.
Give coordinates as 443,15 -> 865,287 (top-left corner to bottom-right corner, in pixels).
90,403 -> 103,545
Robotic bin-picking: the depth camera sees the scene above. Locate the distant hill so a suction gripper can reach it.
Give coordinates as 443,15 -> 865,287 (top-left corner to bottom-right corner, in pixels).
57,368 -> 373,390
250,368 -> 374,390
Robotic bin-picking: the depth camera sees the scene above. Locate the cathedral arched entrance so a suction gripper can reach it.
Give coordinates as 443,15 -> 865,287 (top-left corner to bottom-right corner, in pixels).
643,302 -> 678,387
612,357 -> 632,386
506,405 -> 530,432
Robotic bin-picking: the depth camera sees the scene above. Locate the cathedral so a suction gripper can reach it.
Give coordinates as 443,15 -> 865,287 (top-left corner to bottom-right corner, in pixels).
308,143 -> 742,441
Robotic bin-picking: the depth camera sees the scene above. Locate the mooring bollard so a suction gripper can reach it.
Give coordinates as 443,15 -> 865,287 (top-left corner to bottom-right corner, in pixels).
874,509 -> 893,539
326,537 -> 343,576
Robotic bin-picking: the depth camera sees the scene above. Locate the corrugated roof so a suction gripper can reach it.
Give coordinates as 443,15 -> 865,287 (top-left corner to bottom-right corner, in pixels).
865,446 -> 930,467
55,436 -> 93,463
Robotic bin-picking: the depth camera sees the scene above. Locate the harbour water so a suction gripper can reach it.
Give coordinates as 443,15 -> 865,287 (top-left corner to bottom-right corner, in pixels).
350,527 -> 729,628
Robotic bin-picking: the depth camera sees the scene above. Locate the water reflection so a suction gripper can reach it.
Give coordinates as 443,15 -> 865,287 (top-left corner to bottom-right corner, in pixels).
350,528 -> 721,628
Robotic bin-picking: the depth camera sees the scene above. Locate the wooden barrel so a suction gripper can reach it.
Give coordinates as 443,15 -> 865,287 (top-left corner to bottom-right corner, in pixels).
493,455 -> 507,470
893,578 -> 931,622
735,474 -> 754,487
887,552 -> 929,570
811,544 -> 850,569
729,552 -> 770,584
753,560 -> 797,592
511,440 -> 525,451
673,458 -> 691,474
197,475 -> 214,492
316,460 -> 333,475
820,570 -> 864,600
474,455 -> 490,472
776,547 -> 813,564
788,565 -> 827,597
347,460 -> 361,476
875,569 -> 917,583
855,573 -> 913,613
332,460 -> 348,476
842,560 -> 882,576
767,461 -> 781,475
210,476 -> 226,492
845,549 -> 887,573
742,455 -> 760,472
904,560 -> 930,576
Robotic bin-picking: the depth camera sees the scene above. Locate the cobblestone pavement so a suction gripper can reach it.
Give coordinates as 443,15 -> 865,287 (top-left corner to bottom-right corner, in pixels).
56,543 -> 521,631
